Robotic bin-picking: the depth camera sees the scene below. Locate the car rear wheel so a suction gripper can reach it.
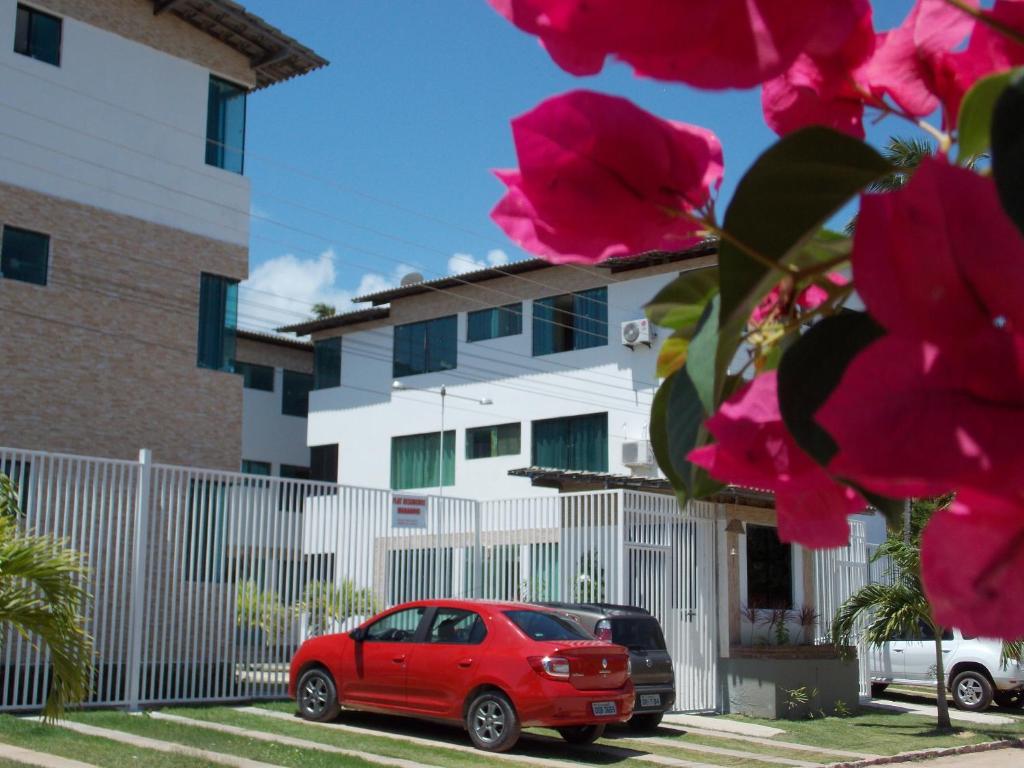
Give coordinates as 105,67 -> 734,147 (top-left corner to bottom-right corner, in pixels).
628,713 -> 663,731
994,690 -> 1024,709
296,667 -> 341,722
870,683 -> 889,698
558,724 -> 605,744
466,691 -> 521,752
951,670 -> 993,711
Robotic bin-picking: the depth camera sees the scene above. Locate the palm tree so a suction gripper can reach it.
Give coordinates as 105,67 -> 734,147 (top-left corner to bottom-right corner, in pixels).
831,501 -> 953,730
311,303 -> 336,320
845,136 -> 934,234
0,473 -> 93,720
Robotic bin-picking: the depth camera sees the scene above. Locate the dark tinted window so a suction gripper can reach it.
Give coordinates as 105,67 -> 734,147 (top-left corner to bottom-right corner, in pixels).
393,315 -> 457,377
314,337 -> 341,390
746,524 -> 792,609
611,617 -> 667,651
236,361 -> 274,391
466,423 -> 520,459
206,76 -> 247,173
533,287 -> 607,355
532,412 -> 608,472
505,610 -> 591,641
282,370 -> 313,416
241,459 -> 270,476
15,5 -> 61,66
310,444 -> 338,483
1,226 -> 49,286
467,304 -> 522,342
428,608 -> 486,644
197,274 -> 238,372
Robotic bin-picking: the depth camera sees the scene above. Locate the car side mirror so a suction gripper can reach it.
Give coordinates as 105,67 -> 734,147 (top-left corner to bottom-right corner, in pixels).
349,627 -> 366,642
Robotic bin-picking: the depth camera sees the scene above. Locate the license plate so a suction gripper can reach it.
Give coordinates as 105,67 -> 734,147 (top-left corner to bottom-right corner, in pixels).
591,701 -> 617,717
640,694 -> 661,708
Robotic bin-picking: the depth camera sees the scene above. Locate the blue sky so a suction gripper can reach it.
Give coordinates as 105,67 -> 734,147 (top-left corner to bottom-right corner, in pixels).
238,1 -> 920,332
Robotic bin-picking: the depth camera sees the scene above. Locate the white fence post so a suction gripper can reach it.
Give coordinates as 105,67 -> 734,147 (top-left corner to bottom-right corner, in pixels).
125,449 -> 152,712
473,501 -> 483,598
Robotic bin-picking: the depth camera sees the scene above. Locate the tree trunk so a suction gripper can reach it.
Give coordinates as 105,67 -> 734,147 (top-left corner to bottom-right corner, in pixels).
934,629 -> 952,730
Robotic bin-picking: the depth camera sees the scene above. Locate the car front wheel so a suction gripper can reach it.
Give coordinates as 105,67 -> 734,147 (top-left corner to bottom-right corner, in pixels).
558,724 -> 605,744
466,691 -> 521,752
951,670 -> 994,711
296,667 -> 341,722
628,713 -> 663,731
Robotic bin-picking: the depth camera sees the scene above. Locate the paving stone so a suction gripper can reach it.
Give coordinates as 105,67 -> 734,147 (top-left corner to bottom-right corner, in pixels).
657,724 -> 881,760
0,745 -> 98,768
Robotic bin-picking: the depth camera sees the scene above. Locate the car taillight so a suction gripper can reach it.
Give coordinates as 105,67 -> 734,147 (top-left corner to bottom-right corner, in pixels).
528,655 -> 571,680
595,619 -> 613,643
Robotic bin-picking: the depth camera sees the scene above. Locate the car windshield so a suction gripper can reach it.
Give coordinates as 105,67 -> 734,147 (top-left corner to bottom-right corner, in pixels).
505,610 -> 592,641
611,617 -> 667,651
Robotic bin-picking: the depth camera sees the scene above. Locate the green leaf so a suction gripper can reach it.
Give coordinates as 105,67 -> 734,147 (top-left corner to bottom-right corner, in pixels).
645,266 -> 719,331
776,311 -> 885,465
992,70 -> 1024,236
788,230 -> 853,270
686,294 -> 719,414
656,331 -> 690,378
649,370 -> 694,498
649,368 -> 718,500
717,128 -> 889,387
958,68 -> 1017,164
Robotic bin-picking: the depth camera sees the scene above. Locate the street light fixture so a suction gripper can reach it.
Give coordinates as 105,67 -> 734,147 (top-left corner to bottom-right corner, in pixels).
391,380 -> 492,497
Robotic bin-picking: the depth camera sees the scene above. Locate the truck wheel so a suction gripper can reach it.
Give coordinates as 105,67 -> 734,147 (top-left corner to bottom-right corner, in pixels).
296,667 -> 341,722
558,724 -> 605,744
951,670 -> 993,711
466,691 -> 521,752
628,713 -> 664,731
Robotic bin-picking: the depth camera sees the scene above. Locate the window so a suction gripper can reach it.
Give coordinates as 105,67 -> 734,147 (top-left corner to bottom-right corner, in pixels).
393,315 -> 457,377
280,464 -> 310,480
466,423 -> 520,460
467,303 -> 522,342
241,459 -> 271,476
196,273 -> 238,372
235,361 -> 274,391
282,370 -> 313,417
313,337 -> 341,390
206,76 -> 247,173
746,524 -> 793,609
365,606 -> 426,642
531,412 -> 608,472
184,480 -> 226,582
533,287 -> 607,356
428,608 -> 486,644
390,430 -> 455,490
505,610 -> 591,641
14,4 -> 61,66
610,617 -> 667,651
310,444 -> 338,483
1,226 -> 49,286
279,463 -> 310,512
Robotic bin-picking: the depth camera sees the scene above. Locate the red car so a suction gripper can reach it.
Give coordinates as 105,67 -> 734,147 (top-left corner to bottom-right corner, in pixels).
288,599 -> 634,752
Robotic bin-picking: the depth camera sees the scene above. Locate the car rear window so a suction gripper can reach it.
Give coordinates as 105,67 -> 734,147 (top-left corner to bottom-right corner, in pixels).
611,617 -> 667,650
505,610 -> 592,641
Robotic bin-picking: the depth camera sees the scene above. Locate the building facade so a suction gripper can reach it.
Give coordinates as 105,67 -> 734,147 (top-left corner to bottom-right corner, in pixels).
0,0 -> 325,469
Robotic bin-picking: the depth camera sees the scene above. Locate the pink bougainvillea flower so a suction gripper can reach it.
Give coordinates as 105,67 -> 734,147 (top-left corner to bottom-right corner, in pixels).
817,158 -> 1024,499
762,1 -> 876,138
922,490 -> 1024,638
688,372 -> 867,548
491,90 -> 723,265
862,0 -> 977,119
750,274 -> 848,326
489,0 -> 865,89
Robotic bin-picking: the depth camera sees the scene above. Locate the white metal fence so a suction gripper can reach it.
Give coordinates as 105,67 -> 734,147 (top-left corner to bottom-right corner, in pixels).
0,447 -> 722,713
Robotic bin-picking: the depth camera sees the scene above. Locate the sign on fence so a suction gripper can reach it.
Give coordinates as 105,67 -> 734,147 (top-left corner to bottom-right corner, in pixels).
391,495 -> 428,529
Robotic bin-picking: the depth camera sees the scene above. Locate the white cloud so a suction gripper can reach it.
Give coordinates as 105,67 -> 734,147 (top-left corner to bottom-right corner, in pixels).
239,250 -> 418,332
447,248 -> 510,275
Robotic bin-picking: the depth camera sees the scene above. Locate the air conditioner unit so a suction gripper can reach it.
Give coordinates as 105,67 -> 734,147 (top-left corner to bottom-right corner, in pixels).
622,440 -> 654,468
621,318 -> 653,348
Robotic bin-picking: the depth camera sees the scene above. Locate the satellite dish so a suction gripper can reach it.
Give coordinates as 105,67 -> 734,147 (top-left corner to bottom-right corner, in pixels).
400,272 -> 424,286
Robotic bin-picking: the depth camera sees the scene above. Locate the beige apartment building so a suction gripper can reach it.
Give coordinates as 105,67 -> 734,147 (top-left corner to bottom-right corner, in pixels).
0,0 -> 325,469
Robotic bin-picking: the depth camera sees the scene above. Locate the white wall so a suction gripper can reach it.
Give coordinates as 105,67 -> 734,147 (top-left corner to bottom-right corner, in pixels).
0,0 -> 249,245
308,273 -> 673,499
241,368 -> 310,474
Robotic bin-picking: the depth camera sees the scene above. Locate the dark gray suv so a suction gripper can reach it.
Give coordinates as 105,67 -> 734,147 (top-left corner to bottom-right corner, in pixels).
537,602 -> 674,730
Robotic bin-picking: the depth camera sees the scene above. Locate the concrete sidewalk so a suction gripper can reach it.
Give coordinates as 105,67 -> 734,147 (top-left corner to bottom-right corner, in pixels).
907,746 -> 1024,766
862,698 -> 1017,725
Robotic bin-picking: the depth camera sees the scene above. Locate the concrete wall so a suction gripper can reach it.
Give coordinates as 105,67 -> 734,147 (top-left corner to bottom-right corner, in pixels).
0,0 -> 250,246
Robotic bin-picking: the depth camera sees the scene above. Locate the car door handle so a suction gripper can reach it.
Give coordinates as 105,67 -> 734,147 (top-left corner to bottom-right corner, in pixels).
392,655 -> 406,664
893,649 -> 904,652
942,649 -> 952,653
457,658 -> 473,668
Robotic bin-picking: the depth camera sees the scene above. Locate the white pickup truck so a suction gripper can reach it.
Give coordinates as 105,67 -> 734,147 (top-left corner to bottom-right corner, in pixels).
868,626 -> 1024,711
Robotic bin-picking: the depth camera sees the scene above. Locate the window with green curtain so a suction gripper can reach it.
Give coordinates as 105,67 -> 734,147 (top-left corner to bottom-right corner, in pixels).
206,76 -> 247,173
314,337 -> 342,390
391,430 -> 455,489
241,459 -> 271,476
532,287 -> 607,356
466,423 -> 521,459
235,361 -> 274,391
467,304 -> 522,342
15,5 -> 61,66
196,273 -> 238,372
281,370 -> 313,416
1,226 -> 49,286
531,412 -> 608,472
393,316 -> 457,376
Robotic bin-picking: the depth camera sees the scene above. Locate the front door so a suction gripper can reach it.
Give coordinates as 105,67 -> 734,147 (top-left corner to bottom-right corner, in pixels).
405,607 -> 488,716
343,606 -> 426,709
